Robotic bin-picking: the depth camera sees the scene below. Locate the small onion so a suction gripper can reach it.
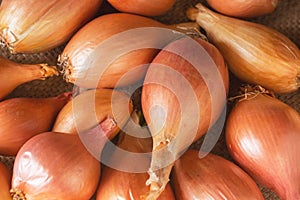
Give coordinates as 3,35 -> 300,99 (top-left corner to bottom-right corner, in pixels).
171,150 -> 264,200
52,89 -> 133,135
141,37 -> 228,198
0,0 -> 103,53
10,128 -> 108,200
0,92 -> 71,156
107,0 -> 176,16
0,162 -> 11,200
187,3 -> 300,94
0,56 -> 58,100
206,0 -> 279,18
226,90 -> 300,199
58,13 -> 200,89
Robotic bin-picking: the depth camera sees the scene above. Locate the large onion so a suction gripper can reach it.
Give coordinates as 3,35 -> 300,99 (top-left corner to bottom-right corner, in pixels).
58,13 -> 199,89
171,150 -> 263,200
0,162 -> 11,200
226,89 -> 300,199
0,93 -> 71,156
0,56 -> 58,100
11,129 -> 107,200
187,3 -> 300,94
0,0 -> 103,53
141,37 -> 228,198
52,89 -> 132,135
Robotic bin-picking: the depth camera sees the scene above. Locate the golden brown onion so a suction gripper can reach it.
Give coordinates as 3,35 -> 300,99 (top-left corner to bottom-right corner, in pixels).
142,37 -> 229,198
0,92 -> 71,155
206,0 -> 279,18
11,131 -> 104,200
58,13 -> 200,89
0,56 -> 58,100
52,89 -> 133,135
107,0 -> 176,16
171,150 -> 263,200
0,0 -> 103,53
226,90 -> 300,199
187,3 -> 300,94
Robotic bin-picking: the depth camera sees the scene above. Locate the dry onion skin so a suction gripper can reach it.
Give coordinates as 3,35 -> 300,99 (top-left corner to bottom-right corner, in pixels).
206,0 -> 279,18
58,13 -> 200,89
0,92 -> 71,156
52,89 -> 133,135
11,131 -> 103,200
141,37 -> 228,199
226,91 -> 300,199
0,0 -> 103,53
187,3 -> 300,94
96,130 -> 175,199
107,0 -> 176,16
0,162 -> 11,200
0,56 -> 58,100
171,150 -> 264,200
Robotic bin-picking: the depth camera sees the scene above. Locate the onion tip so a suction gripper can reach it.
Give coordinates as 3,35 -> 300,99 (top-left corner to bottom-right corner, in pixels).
40,64 -> 59,78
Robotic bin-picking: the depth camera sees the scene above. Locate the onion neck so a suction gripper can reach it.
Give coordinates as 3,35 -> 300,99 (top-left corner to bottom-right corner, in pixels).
17,63 -> 58,83
10,188 -> 26,200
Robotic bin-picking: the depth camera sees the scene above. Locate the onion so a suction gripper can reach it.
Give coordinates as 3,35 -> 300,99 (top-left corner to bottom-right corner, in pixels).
226,87 -> 300,199
58,13 -> 200,89
141,37 -> 228,198
0,56 -> 58,100
107,0 -> 176,16
187,3 -> 300,94
10,128 -> 109,200
96,112 -> 175,199
206,0 -> 279,18
0,92 -> 71,156
52,89 -> 132,135
0,0 -> 103,53
171,150 -> 264,200
0,162 -> 11,200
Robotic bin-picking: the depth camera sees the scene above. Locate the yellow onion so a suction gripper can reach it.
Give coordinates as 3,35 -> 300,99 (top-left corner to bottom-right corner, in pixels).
141,37 -> 229,198
10,128 -> 108,200
0,92 -> 71,156
96,112 -> 175,199
52,89 -> 133,135
107,0 -> 176,16
187,3 -> 300,94
0,0 -> 103,53
0,162 -> 11,200
226,88 -> 300,199
206,0 -> 279,18
171,150 -> 263,200
58,13 -> 200,89
0,56 -> 58,100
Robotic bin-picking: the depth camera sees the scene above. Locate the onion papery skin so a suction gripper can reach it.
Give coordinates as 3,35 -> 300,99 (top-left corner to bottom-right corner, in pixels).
0,162 -> 11,200
107,0 -> 176,16
141,37 -> 229,199
171,150 -> 264,200
0,56 -> 58,100
0,0 -> 103,53
206,0 -> 279,18
52,89 -> 132,135
187,3 -> 300,94
0,93 -> 71,156
226,93 -> 300,200
11,132 -> 101,200
58,13 -> 192,89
